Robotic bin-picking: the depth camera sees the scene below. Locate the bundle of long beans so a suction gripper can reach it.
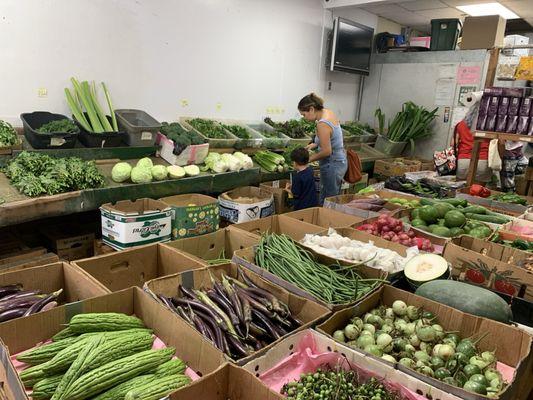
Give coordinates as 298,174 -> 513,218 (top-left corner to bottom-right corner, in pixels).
255,234 -> 383,305
157,269 -> 302,359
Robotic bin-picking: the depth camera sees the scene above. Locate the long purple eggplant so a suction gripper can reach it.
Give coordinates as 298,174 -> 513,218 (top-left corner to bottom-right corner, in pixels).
0,284 -> 23,299
0,290 -> 41,303
0,307 -> 28,322
207,290 -> 240,326
23,289 -> 62,317
0,296 -> 42,313
252,309 -> 281,340
173,298 -> 227,331
192,309 -> 224,350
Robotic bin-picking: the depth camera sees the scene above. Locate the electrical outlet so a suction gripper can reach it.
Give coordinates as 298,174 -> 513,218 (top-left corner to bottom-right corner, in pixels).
37,88 -> 47,98
215,102 -> 222,111
180,99 -> 189,107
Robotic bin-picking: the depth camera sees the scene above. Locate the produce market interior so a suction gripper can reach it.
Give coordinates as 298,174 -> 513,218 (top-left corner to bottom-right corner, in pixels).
1,0 -> 533,399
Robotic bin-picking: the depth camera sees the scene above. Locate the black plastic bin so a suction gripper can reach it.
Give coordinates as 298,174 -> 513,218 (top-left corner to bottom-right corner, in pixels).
75,113 -> 127,148
20,112 -> 79,149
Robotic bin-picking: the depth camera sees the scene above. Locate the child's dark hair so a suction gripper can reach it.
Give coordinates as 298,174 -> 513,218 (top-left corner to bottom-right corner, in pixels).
298,92 -> 324,111
290,147 -> 309,165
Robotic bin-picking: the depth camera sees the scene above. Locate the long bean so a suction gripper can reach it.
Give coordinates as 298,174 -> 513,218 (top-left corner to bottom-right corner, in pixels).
254,234 -> 383,305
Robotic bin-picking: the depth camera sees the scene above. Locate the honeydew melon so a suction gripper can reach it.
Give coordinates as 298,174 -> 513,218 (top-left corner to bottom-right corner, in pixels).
404,254 -> 449,288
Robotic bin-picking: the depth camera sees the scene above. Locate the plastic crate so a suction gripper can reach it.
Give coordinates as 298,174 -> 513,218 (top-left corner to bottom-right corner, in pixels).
20,112 -> 79,149
179,117 -> 238,148
75,113 -> 127,148
216,119 -> 263,149
115,109 -> 161,147
374,134 -> 407,156
245,121 -> 290,149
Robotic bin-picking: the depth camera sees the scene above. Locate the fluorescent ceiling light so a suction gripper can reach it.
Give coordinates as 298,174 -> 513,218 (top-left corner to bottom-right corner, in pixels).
456,3 -> 519,19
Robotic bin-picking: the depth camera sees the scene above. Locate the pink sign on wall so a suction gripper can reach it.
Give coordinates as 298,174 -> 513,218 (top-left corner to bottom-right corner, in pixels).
457,66 -> 481,84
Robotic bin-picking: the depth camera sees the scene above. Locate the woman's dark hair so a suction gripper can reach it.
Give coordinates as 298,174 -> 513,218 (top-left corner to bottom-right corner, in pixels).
290,147 -> 310,165
298,92 -> 324,111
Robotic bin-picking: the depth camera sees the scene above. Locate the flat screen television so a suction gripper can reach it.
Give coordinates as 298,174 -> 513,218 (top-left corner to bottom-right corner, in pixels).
329,17 -> 374,75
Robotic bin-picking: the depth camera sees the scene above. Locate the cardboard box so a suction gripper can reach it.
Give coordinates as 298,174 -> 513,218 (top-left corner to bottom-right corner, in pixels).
461,15 -> 506,50
42,225 -> 94,261
218,186 -> 274,224
456,186 -> 531,215
232,245 -> 382,311
243,329 -> 462,400
93,239 -> 115,256
451,235 -> 532,267
72,243 -> 206,292
323,194 -> 403,219
373,158 -> 421,178
283,207 -> 364,228
157,131 -> 210,166
170,363 -> 283,400
0,247 -> 59,274
0,261 -> 108,308
404,157 -> 435,171
316,285 -> 533,400
444,238 -> 533,300
0,288 -> 225,400
145,263 -> 330,364
227,214 -> 324,241
163,228 -> 259,263
498,219 -> 533,242
259,180 -> 292,214
100,198 -> 172,250
159,194 -> 219,239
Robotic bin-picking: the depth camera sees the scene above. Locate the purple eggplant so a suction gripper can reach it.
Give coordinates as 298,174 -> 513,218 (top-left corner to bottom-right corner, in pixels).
0,307 -> 28,322
0,284 -> 23,299
39,301 -> 58,313
206,290 -> 240,326
0,289 -> 41,302
23,289 -> 62,317
252,309 -> 281,340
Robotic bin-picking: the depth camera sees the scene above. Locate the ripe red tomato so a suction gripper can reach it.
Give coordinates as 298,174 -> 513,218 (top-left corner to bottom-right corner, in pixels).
466,269 -> 485,284
494,279 -> 516,296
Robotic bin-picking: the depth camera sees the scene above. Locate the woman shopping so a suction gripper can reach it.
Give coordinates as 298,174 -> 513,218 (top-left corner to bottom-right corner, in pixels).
298,93 -> 347,204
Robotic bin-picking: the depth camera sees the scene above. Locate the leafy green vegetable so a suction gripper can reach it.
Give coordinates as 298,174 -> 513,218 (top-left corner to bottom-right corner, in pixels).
264,117 -> 314,138
386,102 -> 438,144
37,119 -> 78,134
0,120 -> 19,147
341,121 -> 375,136
160,122 -> 205,155
3,151 -> 105,197
188,118 -> 228,139
221,124 -> 250,139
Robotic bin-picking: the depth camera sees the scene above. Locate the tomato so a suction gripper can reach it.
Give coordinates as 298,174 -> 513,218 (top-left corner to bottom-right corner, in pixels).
494,279 -> 516,296
466,269 -> 485,284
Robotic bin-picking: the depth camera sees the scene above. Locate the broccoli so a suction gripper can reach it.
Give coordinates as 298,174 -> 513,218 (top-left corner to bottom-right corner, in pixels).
160,122 -> 205,155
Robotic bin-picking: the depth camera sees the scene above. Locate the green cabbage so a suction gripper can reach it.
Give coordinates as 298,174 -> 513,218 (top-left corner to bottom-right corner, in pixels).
131,166 -> 152,184
183,165 -> 200,176
136,157 -> 153,169
167,165 -> 185,179
111,162 -> 132,183
151,165 -> 168,181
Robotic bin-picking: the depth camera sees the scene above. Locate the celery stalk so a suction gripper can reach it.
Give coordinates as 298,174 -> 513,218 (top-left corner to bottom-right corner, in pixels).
71,78 -> 103,133
102,82 -> 118,131
65,88 -> 91,132
88,81 -> 113,132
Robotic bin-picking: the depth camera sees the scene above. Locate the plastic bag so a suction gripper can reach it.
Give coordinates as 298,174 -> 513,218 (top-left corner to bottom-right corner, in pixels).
488,139 -> 502,171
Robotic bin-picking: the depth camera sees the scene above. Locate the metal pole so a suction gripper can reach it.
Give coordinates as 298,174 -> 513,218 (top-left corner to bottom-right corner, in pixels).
356,75 -> 364,120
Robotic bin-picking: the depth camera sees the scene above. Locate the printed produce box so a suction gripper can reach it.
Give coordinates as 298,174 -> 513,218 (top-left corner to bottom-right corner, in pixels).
159,193 -> 219,239
457,186 -> 532,215
218,186 -> 274,224
498,219 -> 533,242
232,243 -> 383,311
443,239 -> 533,301
0,287 -> 224,400
72,243 -> 205,292
283,206 -> 364,228
228,214 -> 324,242
451,235 -> 532,268
100,198 -> 172,250
145,263 -> 330,364
324,193 -> 403,219
0,262 -> 108,324
163,228 -> 259,265
243,329 -> 462,400
41,225 -> 95,261
316,285 -> 533,400
259,180 -> 292,214
374,158 -> 422,178
157,131 -> 210,167
170,363 -> 283,400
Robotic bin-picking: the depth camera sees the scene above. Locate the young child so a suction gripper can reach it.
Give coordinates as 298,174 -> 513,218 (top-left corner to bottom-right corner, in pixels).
285,147 -> 318,210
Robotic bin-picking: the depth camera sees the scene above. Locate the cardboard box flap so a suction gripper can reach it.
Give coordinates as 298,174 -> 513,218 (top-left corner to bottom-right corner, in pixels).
160,193 -> 217,208
101,198 -> 171,216
228,215 -> 324,241
221,186 -> 273,203
283,207 -> 364,228
72,243 -> 206,292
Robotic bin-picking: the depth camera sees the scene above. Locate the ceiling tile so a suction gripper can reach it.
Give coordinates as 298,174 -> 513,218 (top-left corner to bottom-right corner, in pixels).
500,0 -> 533,18
415,7 -> 464,18
361,3 -> 408,13
400,0 -> 448,11
440,0 -> 496,7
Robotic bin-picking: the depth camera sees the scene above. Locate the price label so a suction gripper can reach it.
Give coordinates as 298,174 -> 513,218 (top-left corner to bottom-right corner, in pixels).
141,131 -> 153,141
50,137 -> 66,147
272,180 -> 280,188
